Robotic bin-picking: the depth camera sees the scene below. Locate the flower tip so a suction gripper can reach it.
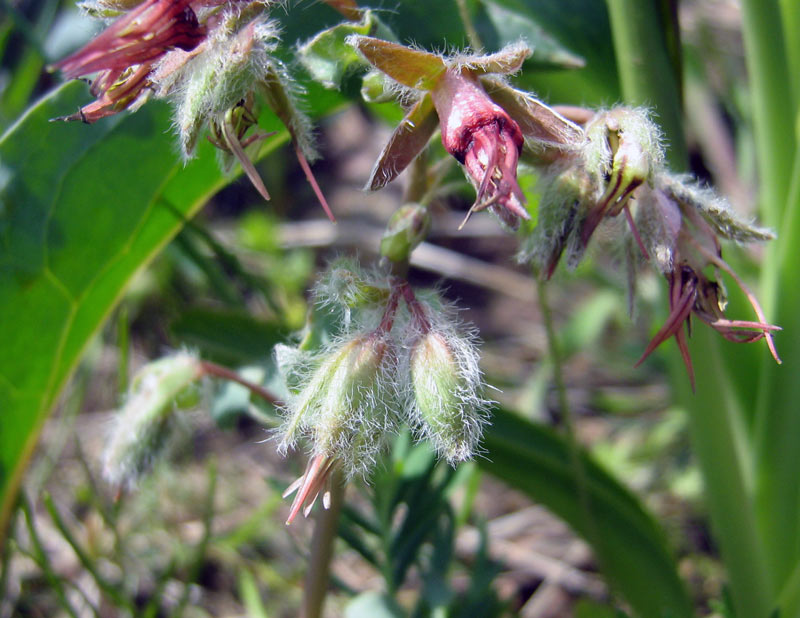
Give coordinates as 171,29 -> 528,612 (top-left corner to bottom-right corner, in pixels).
767,333 -> 782,365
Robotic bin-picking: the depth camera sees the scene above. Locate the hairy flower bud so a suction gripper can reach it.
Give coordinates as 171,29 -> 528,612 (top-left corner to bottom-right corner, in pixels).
380,203 -> 431,262
314,257 -> 387,309
279,333 -> 396,475
102,351 -> 203,489
408,329 -> 487,464
518,164 -> 593,277
173,17 -> 278,158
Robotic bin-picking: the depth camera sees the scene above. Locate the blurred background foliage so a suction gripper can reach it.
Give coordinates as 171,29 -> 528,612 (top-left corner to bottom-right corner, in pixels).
0,0 -> 793,616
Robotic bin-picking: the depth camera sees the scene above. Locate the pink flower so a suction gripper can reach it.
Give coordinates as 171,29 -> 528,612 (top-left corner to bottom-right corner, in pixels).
53,0 -> 205,122
55,0 -> 205,80
430,71 -> 526,228
348,37 -> 582,229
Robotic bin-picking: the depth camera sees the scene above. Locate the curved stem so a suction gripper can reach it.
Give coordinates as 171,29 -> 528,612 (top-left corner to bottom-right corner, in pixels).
199,361 -> 280,405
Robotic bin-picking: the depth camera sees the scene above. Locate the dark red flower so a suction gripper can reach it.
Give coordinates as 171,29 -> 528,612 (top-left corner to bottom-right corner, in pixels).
55,0 -> 205,80
430,71 -> 527,228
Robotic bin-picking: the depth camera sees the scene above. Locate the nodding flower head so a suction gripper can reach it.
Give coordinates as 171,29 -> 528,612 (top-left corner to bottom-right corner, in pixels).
347,36 -> 582,230
276,261 -> 492,523
53,0 -> 205,121
55,0 -> 205,80
630,181 -> 781,389
102,351 -> 203,490
430,71 -> 526,228
55,2 -> 334,219
513,104 -> 781,385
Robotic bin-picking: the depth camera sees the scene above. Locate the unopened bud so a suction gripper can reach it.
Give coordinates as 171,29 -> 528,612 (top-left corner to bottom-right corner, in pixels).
518,165 -> 593,277
581,107 -> 664,243
409,330 -> 486,463
380,204 -> 431,262
102,352 -> 202,489
361,70 -> 396,103
585,107 -> 663,189
279,333 -> 396,477
175,18 -> 280,158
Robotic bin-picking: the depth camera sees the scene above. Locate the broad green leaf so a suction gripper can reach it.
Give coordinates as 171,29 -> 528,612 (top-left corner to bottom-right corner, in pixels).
298,10 -> 396,89
481,409 -> 693,618
0,81 -> 290,543
477,0 -> 619,104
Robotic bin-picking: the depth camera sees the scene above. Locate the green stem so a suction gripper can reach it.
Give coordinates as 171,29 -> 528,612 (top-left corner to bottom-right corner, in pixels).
535,277 -> 601,571
754,130 -> 800,594
116,305 -> 129,396
743,0 -> 800,596
605,0 -> 687,168
303,473 -> 345,618
677,331 -> 774,617
741,0 -> 795,231
780,0 -> 800,110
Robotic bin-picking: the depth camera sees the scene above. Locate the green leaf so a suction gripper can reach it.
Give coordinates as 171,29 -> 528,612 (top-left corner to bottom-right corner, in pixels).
0,82 -> 272,543
480,408 -> 693,618
298,10 -> 396,89
482,0 -> 585,69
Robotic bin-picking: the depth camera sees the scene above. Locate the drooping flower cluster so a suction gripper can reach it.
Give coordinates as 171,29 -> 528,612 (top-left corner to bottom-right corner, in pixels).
54,0 -> 333,218
276,258 -> 488,523
307,21 -> 779,385
517,106 -> 780,386
85,7 -> 783,529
